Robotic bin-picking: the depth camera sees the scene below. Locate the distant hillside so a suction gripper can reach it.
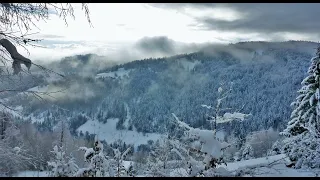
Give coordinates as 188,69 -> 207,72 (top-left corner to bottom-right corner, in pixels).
5,41 -> 319,145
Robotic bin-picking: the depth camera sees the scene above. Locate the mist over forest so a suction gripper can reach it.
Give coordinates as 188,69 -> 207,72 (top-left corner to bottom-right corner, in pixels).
1,3 -> 320,177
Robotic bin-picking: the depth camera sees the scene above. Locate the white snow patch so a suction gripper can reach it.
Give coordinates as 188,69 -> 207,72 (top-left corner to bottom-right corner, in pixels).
216,130 -> 226,141
96,68 -> 131,79
196,130 -> 222,158
219,154 -> 287,172
77,118 -> 162,149
122,161 -> 133,171
170,168 -> 189,177
217,154 -> 320,177
13,147 -> 21,154
253,163 -> 318,177
216,112 -> 251,124
14,171 -> 49,177
83,148 -> 94,160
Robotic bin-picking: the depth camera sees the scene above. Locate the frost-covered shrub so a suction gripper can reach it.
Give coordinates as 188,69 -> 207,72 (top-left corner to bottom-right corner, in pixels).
267,139 -> 284,156
75,135 -> 110,177
48,145 -> 78,177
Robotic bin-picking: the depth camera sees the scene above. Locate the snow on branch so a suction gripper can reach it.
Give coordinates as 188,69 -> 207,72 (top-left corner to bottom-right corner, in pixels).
172,113 -> 192,130
171,113 -> 227,159
0,38 -> 31,74
121,147 -> 131,160
171,148 -> 186,161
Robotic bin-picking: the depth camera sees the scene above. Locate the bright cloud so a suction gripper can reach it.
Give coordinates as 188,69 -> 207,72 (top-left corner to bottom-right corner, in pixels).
14,3 -> 318,61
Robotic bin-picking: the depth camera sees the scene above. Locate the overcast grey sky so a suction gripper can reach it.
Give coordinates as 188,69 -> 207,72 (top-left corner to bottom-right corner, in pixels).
18,3 -> 320,61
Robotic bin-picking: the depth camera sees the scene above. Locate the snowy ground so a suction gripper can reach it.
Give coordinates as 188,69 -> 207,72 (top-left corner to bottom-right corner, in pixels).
218,154 -> 288,172
77,118 -> 163,149
252,163 -> 318,177
169,154 -> 320,177
14,171 -> 49,177
217,154 -> 319,177
14,155 -> 320,177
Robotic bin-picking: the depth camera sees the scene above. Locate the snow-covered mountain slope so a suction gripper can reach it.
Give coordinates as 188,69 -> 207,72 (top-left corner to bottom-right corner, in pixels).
3,41 -> 320,142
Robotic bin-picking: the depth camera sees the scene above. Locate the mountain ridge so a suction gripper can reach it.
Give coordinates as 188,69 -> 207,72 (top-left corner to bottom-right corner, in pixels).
3,40 -> 319,146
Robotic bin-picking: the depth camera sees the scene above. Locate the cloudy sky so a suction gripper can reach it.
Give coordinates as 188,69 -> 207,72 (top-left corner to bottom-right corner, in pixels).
19,3 -> 320,61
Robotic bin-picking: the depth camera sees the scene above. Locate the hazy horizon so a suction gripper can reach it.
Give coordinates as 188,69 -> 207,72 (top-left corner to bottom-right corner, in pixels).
14,3 -> 320,62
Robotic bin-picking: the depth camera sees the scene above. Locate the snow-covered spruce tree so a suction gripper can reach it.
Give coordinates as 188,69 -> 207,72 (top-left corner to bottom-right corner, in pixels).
282,47 -> 320,137
47,145 -> 79,177
75,135 -> 110,177
283,133 -> 320,169
281,47 -> 320,168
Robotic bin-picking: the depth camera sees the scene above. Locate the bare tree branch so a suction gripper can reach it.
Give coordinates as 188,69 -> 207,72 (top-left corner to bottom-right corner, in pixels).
0,3 -> 91,111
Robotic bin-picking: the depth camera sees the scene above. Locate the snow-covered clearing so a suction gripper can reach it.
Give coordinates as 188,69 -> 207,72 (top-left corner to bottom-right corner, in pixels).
77,118 -> 162,149
96,68 -> 131,79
